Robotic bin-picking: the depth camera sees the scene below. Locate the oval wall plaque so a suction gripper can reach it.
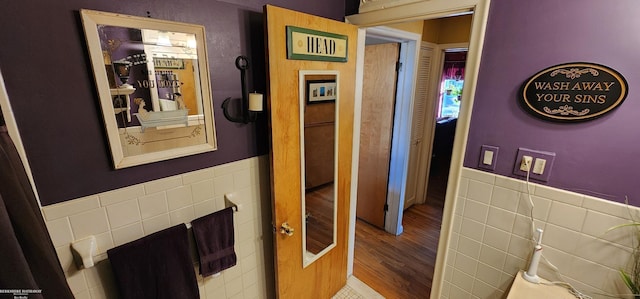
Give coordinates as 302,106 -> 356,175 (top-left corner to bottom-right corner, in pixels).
520,62 -> 628,122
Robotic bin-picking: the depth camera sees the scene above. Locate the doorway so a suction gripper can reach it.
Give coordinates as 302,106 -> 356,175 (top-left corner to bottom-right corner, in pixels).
354,17 -> 473,237
347,0 -> 488,297
355,26 -> 421,236
427,47 -> 468,210
354,28 -> 470,299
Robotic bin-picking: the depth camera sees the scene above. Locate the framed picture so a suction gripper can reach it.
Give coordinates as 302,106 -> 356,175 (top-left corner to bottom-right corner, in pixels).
306,80 -> 337,103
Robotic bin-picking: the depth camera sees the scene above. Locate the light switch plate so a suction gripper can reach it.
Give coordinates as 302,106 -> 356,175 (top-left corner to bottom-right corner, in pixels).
513,148 -> 556,181
478,145 -> 499,171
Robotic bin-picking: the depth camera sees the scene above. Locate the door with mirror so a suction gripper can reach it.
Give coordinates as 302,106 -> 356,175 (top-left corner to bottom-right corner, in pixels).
265,5 -> 358,298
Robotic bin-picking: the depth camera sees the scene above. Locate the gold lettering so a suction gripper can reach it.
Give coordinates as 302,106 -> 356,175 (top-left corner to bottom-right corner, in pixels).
549,82 -> 571,90
574,94 -> 604,104
603,81 -> 615,91
581,82 -> 597,90
571,83 -> 582,90
537,93 -> 571,102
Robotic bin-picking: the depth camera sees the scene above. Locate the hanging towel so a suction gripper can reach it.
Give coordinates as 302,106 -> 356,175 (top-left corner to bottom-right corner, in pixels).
191,207 -> 237,277
0,125 -> 74,298
107,224 -> 198,299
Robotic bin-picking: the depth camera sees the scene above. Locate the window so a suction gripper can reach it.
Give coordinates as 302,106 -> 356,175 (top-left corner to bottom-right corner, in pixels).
437,51 -> 467,119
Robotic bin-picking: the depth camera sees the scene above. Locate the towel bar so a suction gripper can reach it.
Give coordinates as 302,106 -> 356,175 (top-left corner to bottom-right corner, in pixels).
76,202 -> 240,269
223,193 -> 241,212
186,201 -> 239,229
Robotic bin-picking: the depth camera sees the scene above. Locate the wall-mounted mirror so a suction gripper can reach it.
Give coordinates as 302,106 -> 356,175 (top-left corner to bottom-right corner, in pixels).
299,70 -> 339,267
81,9 -> 216,169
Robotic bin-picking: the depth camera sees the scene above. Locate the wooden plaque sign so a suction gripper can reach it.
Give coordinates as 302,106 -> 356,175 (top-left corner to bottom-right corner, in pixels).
286,26 -> 348,62
520,62 -> 628,122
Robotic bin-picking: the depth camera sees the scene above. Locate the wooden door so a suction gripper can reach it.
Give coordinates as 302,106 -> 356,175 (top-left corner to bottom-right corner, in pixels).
356,43 -> 399,228
154,60 -> 197,115
265,5 -> 358,298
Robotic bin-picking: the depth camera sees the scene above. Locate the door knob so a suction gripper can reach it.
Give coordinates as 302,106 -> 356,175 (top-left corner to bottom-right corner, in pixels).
280,222 -> 294,236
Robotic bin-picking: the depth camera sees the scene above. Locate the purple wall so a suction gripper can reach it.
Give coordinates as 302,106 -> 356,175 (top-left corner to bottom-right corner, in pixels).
464,0 -> 640,205
0,1 -> 346,205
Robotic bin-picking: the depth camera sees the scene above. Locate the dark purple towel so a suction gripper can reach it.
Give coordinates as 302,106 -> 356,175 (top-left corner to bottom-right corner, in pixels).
107,224 -> 199,299
191,207 -> 237,277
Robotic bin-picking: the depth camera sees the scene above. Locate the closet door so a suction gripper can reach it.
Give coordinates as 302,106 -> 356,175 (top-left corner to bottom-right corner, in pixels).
404,42 -> 437,208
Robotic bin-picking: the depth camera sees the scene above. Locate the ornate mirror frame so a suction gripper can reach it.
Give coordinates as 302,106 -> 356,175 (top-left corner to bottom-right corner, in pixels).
80,9 -> 216,169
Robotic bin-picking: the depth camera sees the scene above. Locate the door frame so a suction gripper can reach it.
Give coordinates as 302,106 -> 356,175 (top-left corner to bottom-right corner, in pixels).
346,0 -> 491,298
347,26 -> 421,276
363,26 -> 421,236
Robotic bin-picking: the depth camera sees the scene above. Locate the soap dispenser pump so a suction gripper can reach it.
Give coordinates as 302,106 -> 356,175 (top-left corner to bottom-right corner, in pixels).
523,228 -> 544,284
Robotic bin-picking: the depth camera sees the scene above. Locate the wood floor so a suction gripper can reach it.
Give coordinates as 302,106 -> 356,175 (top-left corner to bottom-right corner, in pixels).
353,160 -> 449,298
305,183 -> 334,254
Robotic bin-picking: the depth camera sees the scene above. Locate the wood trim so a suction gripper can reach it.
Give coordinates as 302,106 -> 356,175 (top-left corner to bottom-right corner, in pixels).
304,120 -> 335,128
346,0 -> 477,26
431,1 -> 491,298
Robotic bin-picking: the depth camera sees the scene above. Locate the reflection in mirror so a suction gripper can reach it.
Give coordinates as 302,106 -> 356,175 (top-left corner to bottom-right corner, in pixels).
299,70 -> 339,267
81,10 -> 216,168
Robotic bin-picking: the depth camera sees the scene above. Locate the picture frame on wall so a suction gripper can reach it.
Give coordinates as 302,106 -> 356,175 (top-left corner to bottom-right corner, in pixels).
306,80 -> 337,104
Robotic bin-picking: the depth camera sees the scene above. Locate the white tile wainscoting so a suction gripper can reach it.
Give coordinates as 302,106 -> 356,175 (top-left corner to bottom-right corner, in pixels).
40,158 -> 640,299
42,156 -> 274,299
442,167 -> 638,299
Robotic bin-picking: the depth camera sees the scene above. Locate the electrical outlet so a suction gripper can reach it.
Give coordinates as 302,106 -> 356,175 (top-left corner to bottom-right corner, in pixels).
519,155 -> 533,171
513,148 -> 556,181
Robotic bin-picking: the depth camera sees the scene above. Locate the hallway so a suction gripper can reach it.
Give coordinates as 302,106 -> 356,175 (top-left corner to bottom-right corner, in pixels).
353,166 -> 447,298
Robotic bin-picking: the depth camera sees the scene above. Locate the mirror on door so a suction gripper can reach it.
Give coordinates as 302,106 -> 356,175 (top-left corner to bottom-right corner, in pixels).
299,70 -> 339,267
